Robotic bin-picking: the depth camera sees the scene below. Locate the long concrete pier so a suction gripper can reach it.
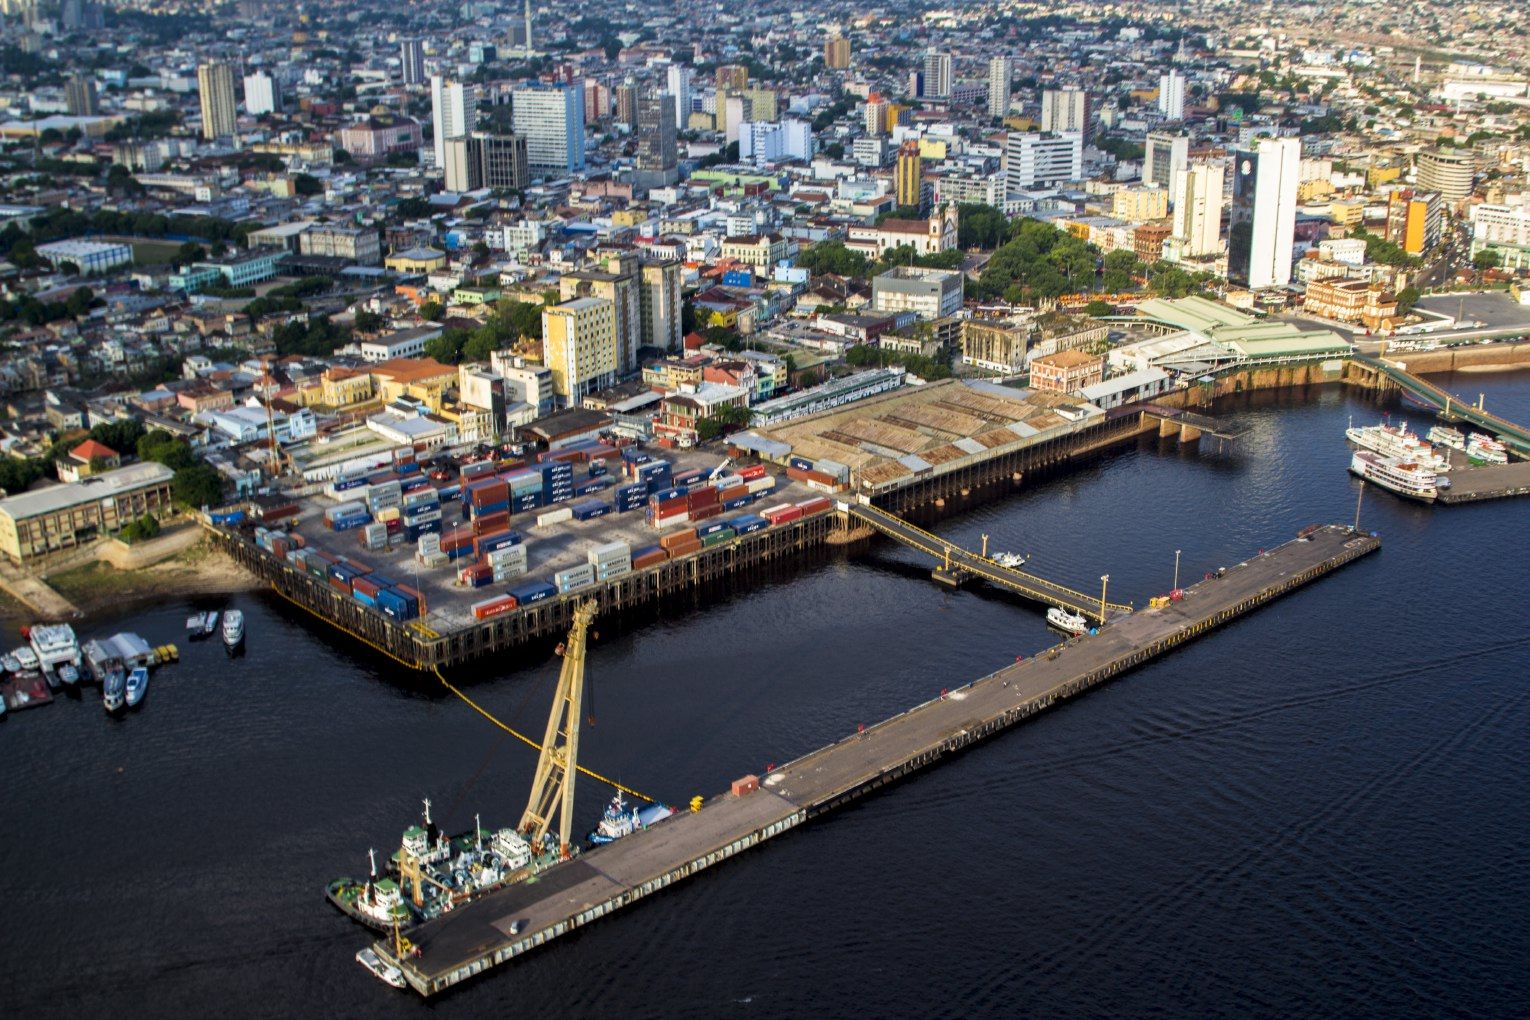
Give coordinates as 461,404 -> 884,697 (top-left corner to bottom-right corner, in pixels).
376,523 -> 1380,996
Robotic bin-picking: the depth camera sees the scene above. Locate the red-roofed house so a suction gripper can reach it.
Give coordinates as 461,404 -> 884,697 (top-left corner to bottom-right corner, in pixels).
57,439 -> 121,482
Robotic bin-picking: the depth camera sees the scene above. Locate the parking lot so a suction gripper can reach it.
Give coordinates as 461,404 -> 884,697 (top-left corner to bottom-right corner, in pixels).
283,443 -> 810,633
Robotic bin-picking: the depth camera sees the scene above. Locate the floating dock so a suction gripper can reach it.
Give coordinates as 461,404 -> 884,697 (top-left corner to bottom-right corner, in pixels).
376,523 -> 1380,996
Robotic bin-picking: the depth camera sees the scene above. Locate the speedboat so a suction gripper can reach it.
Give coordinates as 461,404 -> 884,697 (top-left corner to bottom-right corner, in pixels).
1046,606 -> 1091,635
186,611 -> 220,640
102,663 -> 126,713
355,947 -> 406,989
222,609 -> 244,651
125,666 -> 149,708
11,646 -> 38,673
991,551 -> 1028,568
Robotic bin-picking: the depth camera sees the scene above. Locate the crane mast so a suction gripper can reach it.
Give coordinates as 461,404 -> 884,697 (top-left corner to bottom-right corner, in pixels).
518,599 -> 598,857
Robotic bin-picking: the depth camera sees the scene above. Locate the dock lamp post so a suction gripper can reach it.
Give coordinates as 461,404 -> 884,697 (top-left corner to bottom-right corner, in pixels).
1173,550 -> 1181,592
1099,574 -> 1109,623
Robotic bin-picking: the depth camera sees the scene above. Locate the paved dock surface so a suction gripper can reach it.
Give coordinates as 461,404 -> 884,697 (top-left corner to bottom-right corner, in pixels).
381,525 -> 1379,995
1439,451 -> 1530,504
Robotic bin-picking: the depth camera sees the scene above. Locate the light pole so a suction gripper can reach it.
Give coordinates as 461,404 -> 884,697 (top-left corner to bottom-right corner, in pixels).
1173,549 -> 1181,592
1099,574 -> 1109,623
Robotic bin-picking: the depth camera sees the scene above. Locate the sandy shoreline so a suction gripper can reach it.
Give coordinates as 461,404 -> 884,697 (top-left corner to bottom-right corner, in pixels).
42,540 -> 262,618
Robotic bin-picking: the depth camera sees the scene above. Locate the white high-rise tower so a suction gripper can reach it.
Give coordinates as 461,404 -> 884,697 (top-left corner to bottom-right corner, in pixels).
1247,137 -> 1300,289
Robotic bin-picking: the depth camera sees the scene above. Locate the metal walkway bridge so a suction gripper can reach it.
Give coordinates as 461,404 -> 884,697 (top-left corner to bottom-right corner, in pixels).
1357,354 -> 1530,457
842,501 -> 1133,623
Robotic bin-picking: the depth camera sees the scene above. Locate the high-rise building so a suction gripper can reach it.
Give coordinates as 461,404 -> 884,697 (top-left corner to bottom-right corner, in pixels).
1385,188 -> 1443,255
561,253 -> 642,374
923,51 -> 952,100
542,297 -> 619,406
1415,149 -> 1476,202
895,139 -> 923,209
614,82 -> 637,127
64,74 -> 98,117
741,87 -> 778,123
1245,137 -> 1301,289
987,56 -> 1013,120
243,71 -> 279,115
864,96 -> 888,136
824,35 -> 851,70
634,88 -> 678,191
583,79 -> 610,123
1040,89 -> 1090,141
512,85 -> 585,174
399,39 -> 425,86
666,64 -> 692,125
640,259 -> 683,351
444,132 -> 531,192
1004,132 -> 1083,192
430,75 -> 477,168
1157,70 -> 1186,120
738,118 -> 814,166
1144,131 -> 1189,190
1170,163 -> 1225,259
197,62 -> 237,141
715,64 -> 748,93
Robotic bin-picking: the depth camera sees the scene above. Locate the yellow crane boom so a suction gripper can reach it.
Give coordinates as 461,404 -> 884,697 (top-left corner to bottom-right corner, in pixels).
518,599 -> 598,857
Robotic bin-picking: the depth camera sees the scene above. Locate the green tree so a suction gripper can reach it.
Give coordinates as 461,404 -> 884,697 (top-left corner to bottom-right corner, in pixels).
419,301 -> 445,322
1084,299 -> 1114,318
956,203 -> 1010,250
1396,286 -> 1421,314
794,240 -> 870,278
1101,250 -> 1143,292
1472,249 -> 1501,271
353,309 -> 385,333
172,465 -> 223,509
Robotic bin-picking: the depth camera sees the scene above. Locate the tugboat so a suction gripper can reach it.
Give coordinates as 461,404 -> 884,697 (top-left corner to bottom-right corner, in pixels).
1046,606 -> 1092,635
124,666 -> 149,708
327,849 -> 412,932
588,794 -> 675,845
101,661 -> 127,713
221,609 -> 244,652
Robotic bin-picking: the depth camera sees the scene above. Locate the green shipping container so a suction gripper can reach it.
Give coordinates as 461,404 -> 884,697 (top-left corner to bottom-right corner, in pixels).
701,527 -> 736,548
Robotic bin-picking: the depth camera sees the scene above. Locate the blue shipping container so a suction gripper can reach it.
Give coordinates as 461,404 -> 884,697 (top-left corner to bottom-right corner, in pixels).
477,531 -> 522,554
572,501 -> 610,521
696,520 -> 727,537
509,580 -> 556,605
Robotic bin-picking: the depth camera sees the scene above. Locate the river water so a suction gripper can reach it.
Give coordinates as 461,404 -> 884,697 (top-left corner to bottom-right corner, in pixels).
3,373 -> 1526,1018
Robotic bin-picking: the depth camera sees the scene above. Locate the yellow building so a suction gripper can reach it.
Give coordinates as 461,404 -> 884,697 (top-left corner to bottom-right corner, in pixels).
542,297 -> 618,405
1367,165 -> 1402,188
0,462 -> 176,565
320,366 -> 375,408
1328,200 -> 1365,227
917,138 -> 947,160
742,88 -> 778,122
384,246 -> 447,273
370,358 -> 458,412
1111,186 -> 1170,223
721,233 -> 791,268
1298,178 -> 1335,201
895,140 -> 923,208
715,65 -> 748,91
612,209 -> 646,227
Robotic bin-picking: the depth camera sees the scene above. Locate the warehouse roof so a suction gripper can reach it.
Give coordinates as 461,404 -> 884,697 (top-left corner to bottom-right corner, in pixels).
0,462 -> 174,522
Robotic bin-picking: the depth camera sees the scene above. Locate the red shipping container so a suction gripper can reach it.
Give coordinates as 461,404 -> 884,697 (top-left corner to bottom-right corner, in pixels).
690,503 -> 722,521
329,575 -> 352,593
797,497 -> 833,515
632,549 -> 668,569
384,518 -> 403,534
656,495 -> 686,512
719,484 -> 749,502
352,577 -> 381,598
687,488 -> 719,509
472,595 -> 518,620
472,511 -> 511,536
765,506 -> 803,525
667,537 -> 703,557
739,464 -> 767,481
659,529 -> 698,550
458,562 -> 491,585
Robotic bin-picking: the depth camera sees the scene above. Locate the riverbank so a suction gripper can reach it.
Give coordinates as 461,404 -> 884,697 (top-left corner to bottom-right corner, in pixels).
42,533 -> 260,617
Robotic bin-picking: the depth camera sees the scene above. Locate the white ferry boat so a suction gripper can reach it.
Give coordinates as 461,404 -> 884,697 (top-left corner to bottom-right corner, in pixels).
1426,425 -> 1466,452
355,947 -> 406,989
1046,606 -> 1092,635
1349,450 -> 1441,503
1346,419 -> 1448,473
1466,434 -> 1509,465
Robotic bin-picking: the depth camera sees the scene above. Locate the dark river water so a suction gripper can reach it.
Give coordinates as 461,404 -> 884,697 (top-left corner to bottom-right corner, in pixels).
3,372 -> 1527,1019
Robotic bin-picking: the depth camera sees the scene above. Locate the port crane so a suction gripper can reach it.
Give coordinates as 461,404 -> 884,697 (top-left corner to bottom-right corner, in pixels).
707,456 -> 732,481
518,599 -> 599,858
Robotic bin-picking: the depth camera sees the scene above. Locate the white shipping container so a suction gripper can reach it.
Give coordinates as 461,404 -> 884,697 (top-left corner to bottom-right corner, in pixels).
586,540 -> 631,566
596,563 -> 631,580
536,508 -> 574,527
745,477 -> 775,494
416,551 -> 450,569
488,546 -> 528,567
417,533 -> 442,555
492,563 -> 528,581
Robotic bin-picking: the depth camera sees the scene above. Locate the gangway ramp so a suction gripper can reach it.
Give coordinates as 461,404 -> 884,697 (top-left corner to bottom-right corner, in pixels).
841,501 -> 1132,623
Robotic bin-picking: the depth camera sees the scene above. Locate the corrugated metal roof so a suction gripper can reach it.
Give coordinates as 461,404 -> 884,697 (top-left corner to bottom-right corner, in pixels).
897,454 -> 932,472
953,437 -> 986,455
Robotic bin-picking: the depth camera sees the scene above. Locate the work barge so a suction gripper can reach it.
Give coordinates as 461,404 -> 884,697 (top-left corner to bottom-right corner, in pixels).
204,404 -> 1198,668
376,523 -> 1380,996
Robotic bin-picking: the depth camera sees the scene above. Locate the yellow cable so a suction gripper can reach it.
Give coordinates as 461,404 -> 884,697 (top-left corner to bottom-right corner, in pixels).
433,665 -> 656,805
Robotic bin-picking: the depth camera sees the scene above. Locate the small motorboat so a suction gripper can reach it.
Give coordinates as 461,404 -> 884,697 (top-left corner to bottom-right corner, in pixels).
125,666 -> 149,708
1,653 -> 18,674
356,948 -> 406,989
58,663 -> 79,686
1046,606 -> 1092,636
186,611 -> 220,640
991,551 -> 1028,568
102,664 -> 126,713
